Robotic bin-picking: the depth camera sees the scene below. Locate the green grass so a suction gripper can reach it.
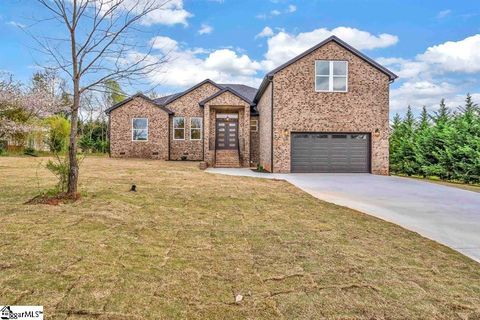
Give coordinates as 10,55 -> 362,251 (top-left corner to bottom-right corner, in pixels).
1,157 -> 479,319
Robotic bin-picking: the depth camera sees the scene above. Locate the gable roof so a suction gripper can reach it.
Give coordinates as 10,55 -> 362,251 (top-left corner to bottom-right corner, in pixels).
218,84 -> 257,102
254,35 -> 398,102
155,79 -> 223,106
105,93 -> 173,115
198,87 -> 255,107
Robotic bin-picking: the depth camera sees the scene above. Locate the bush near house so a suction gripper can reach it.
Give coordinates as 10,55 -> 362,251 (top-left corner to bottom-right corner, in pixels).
390,94 -> 480,184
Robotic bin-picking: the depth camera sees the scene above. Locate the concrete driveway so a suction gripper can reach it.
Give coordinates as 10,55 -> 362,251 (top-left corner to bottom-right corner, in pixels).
206,168 -> 480,262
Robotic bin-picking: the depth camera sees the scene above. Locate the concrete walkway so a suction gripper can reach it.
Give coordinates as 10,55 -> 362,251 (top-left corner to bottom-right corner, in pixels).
206,168 -> 480,262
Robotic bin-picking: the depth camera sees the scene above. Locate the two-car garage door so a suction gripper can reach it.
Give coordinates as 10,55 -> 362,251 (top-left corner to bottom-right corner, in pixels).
291,133 -> 370,173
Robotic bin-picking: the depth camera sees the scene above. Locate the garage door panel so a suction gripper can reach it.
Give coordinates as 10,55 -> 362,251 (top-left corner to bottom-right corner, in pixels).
291,133 -> 370,173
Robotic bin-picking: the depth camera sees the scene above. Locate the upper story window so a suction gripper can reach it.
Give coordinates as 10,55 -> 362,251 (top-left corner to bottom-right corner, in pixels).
173,117 -> 185,140
132,118 -> 148,141
315,60 -> 348,92
190,117 -> 202,140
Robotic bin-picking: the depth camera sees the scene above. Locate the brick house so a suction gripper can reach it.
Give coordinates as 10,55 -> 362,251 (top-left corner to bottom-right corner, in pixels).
106,36 -> 397,174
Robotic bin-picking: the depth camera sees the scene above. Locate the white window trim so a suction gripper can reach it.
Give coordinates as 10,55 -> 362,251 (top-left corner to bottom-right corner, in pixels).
190,117 -> 203,140
132,118 -> 148,142
173,116 -> 185,140
250,119 -> 258,132
315,60 -> 348,93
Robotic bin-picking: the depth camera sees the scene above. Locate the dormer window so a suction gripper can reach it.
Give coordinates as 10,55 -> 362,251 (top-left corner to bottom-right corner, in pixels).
315,60 -> 348,92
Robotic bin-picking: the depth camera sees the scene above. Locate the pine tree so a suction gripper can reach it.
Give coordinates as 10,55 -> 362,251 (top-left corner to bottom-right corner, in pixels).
391,106 -> 418,176
389,95 -> 480,184
389,113 -> 403,173
423,99 -> 452,179
416,106 -> 432,177
449,95 -> 480,183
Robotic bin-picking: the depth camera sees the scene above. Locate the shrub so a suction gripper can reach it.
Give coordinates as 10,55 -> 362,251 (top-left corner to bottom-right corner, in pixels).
24,146 -> 37,156
45,155 -> 69,193
45,115 -> 70,153
79,134 -> 94,152
0,140 -> 6,155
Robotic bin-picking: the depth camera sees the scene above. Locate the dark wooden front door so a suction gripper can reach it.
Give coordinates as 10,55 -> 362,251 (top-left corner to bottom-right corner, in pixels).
216,119 -> 238,149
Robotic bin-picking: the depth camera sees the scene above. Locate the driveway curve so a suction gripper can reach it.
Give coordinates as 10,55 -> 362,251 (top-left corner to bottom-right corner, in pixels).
206,168 -> 480,262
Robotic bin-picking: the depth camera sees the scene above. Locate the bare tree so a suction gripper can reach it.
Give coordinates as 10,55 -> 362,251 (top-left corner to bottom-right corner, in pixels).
32,0 -> 168,195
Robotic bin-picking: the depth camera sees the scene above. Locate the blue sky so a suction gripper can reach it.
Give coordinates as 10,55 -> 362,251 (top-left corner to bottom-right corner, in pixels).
1,0 -> 479,114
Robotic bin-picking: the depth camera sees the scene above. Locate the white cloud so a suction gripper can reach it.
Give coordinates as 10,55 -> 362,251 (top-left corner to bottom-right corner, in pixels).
150,36 -> 178,53
390,81 -> 457,112
204,49 -> 261,76
7,21 -> 26,28
382,34 -> 480,81
261,27 -> 398,70
376,57 -> 430,79
255,26 -> 274,39
379,35 -> 480,114
198,23 -> 213,35
436,9 -> 451,19
145,36 -> 262,88
286,5 -> 296,13
101,0 -> 193,26
257,4 -> 297,19
417,34 -> 480,73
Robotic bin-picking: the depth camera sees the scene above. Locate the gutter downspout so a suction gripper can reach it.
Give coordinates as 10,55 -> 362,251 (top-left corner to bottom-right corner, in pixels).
107,113 -> 111,157
168,115 -> 171,160
202,108 -> 205,161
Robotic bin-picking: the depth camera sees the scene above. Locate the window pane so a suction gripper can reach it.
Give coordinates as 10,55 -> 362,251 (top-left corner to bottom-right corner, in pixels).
191,118 -> 202,129
133,129 -> 147,140
173,117 -> 184,128
315,61 -> 329,75
333,61 -> 347,75
133,118 -> 147,129
191,128 -> 201,140
333,76 -> 347,91
316,76 -> 329,91
174,129 -> 184,139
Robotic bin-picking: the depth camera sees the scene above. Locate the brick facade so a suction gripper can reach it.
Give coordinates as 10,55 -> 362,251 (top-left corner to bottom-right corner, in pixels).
250,115 -> 260,166
167,82 -> 220,160
268,41 -> 390,174
109,97 -> 169,159
256,82 -> 273,172
203,90 -> 251,167
107,37 -> 394,174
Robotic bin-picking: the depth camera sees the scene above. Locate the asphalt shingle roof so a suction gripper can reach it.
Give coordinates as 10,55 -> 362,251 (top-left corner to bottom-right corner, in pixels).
218,84 -> 257,102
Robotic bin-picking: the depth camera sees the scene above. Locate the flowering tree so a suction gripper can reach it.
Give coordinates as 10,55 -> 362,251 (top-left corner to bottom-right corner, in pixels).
0,72 -> 62,141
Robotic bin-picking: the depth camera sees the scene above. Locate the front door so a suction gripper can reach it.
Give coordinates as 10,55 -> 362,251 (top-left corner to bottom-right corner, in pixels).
216,118 -> 238,149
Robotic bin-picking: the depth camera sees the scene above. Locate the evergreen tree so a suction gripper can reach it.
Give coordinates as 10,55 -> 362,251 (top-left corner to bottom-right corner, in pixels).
416,106 -> 432,177
390,106 -> 419,175
389,113 -> 403,173
389,95 -> 480,184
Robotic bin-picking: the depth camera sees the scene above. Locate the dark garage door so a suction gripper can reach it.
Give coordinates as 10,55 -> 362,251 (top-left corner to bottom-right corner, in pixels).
291,133 -> 370,173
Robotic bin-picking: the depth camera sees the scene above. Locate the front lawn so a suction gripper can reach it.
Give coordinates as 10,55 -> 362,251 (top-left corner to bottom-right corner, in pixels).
1,157 -> 479,319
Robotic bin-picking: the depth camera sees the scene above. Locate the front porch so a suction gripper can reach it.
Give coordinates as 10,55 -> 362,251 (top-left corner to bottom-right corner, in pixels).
204,107 -> 250,168
200,88 -> 252,168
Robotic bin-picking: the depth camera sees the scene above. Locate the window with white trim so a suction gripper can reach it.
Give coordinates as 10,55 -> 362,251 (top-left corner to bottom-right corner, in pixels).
173,117 -> 185,140
190,117 -> 202,140
315,60 -> 348,92
132,118 -> 148,141
250,119 -> 258,132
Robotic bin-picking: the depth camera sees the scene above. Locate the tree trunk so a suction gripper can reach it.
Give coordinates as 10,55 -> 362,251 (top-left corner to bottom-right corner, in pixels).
67,3 -> 79,196
67,82 -> 80,195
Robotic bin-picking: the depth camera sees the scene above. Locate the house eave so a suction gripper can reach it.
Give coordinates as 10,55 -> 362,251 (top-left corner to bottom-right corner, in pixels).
105,93 -> 174,115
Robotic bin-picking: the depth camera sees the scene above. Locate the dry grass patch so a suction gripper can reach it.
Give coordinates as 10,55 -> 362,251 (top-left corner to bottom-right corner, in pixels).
0,156 -> 479,319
